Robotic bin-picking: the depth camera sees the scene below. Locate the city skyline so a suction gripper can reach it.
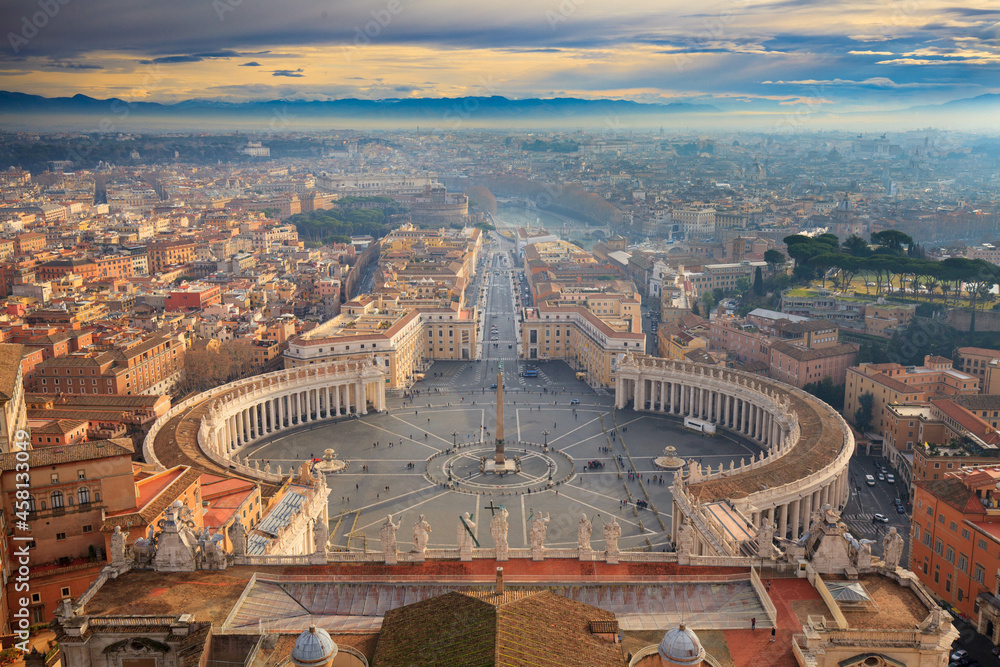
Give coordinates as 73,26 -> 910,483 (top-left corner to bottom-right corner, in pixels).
2,0 -> 1000,128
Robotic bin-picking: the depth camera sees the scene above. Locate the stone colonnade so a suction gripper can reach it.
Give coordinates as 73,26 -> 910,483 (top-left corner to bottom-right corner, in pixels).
616,355 -> 853,548
204,362 -> 387,458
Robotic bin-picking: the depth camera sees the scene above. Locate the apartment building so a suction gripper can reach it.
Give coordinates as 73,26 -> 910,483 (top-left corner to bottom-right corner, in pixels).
844,357 -> 980,435
147,240 -> 198,273
35,333 -> 184,396
957,347 -> 1000,392
911,467 -> 1000,622
0,439 -> 136,624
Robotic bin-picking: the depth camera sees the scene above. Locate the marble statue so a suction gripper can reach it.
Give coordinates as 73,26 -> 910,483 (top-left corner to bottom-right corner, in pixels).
883,527 -> 904,570
458,512 -> 477,550
110,525 -> 126,567
228,516 -> 247,557
132,525 -> 157,567
380,514 -> 400,557
677,517 -> 695,555
530,513 -> 550,551
203,533 -> 226,569
491,508 -> 509,561
603,518 -> 622,556
412,514 -> 432,553
578,513 -> 593,552
55,598 -> 76,620
313,518 -> 329,555
757,520 -> 775,558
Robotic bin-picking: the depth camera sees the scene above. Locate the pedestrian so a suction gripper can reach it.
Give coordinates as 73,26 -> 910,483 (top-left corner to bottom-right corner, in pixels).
770,627 -> 776,643
766,580 -> 771,592
751,617 -> 756,631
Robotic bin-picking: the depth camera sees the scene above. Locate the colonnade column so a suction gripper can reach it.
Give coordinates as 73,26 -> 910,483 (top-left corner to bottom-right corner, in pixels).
789,499 -> 800,540
778,503 -> 788,540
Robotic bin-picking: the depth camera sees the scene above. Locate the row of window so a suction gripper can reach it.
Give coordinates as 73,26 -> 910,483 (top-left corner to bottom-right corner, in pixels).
27,488 -> 98,511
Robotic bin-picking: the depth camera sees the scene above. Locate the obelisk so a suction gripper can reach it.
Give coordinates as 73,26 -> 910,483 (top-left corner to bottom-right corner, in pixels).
495,362 -> 505,464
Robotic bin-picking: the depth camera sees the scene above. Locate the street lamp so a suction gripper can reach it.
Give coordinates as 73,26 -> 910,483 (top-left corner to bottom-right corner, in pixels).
542,429 -> 550,447
452,430 -> 458,448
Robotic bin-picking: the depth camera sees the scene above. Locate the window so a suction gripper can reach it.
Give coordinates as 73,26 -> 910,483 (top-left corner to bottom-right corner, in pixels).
77,469 -> 86,480
962,528 -> 971,540
975,564 -> 986,584
60,587 -> 70,597
82,525 -> 92,533
78,487 -> 90,504
50,472 -> 59,484
959,554 -> 969,572
935,539 -> 943,555
979,538 -> 988,550
31,593 -> 40,603
50,491 -> 64,508
946,547 -> 955,563
951,521 -> 958,532
938,514 -> 946,524
56,532 -> 66,540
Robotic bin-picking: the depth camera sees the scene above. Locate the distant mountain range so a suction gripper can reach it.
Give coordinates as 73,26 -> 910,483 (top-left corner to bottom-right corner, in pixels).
3,90 -> 998,131
0,91 -> 718,126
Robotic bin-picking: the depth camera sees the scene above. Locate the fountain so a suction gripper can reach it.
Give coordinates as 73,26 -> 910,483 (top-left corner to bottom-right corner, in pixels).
314,448 -> 347,473
653,445 -> 686,471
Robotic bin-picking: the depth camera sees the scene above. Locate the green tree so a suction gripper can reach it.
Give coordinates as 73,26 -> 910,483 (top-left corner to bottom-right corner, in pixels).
841,234 -> 871,257
735,277 -> 751,298
764,249 -> 785,278
854,391 -> 875,433
871,230 -> 914,255
702,291 -> 716,315
753,266 -> 764,296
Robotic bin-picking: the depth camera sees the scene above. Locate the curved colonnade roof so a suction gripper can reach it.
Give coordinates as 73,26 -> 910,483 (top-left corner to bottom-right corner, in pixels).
152,385 -> 282,497
684,386 -> 848,502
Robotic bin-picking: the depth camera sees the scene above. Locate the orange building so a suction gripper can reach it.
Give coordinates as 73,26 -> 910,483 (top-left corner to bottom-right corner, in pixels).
0,439 -> 136,625
912,467 -> 1000,622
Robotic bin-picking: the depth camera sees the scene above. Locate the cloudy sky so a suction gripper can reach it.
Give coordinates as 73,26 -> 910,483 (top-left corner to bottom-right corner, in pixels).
2,0 -> 999,114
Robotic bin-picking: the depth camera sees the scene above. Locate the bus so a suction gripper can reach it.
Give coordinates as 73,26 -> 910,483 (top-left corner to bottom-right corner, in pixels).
683,417 -> 717,435
522,368 -> 539,377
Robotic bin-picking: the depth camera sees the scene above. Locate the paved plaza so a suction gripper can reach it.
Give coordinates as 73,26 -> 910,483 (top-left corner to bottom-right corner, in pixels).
244,360 -> 765,554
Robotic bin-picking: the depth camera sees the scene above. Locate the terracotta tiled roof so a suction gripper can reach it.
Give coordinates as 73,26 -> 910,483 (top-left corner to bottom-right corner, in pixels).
770,341 -> 857,362
0,438 -> 133,471
914,478 -> 984,515
373,590 -> 625,667
0,342 -> 23,401
952,395 -> 1000,411
33,418 -> 87,434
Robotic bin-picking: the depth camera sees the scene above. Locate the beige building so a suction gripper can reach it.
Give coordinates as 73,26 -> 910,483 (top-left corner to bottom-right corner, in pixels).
844,356 -> 979,435
286,295 -> 477,388
521,302 -> 645,387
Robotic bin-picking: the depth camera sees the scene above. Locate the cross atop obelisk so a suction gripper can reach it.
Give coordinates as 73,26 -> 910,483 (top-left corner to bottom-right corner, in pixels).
495,362 -> 505,463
